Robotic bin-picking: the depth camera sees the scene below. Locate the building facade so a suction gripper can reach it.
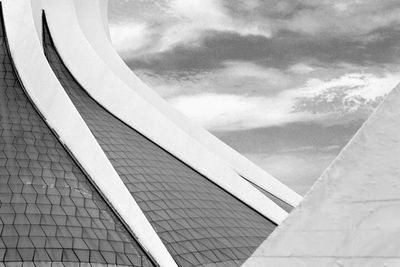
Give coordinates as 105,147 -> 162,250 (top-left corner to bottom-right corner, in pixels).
0,0 -> 300,266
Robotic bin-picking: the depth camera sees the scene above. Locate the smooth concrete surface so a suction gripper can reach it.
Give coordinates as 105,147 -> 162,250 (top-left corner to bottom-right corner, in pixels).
243,84 -> 400,267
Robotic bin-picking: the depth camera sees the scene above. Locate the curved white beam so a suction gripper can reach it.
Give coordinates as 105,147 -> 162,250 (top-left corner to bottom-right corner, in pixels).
2,1 -> 177,266
41,0 -> 288,224
29,0 -> 42,42
73,0 -> 302,207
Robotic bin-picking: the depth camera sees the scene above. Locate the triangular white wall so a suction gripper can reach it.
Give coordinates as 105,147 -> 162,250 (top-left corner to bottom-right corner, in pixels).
243,84 -> 400,267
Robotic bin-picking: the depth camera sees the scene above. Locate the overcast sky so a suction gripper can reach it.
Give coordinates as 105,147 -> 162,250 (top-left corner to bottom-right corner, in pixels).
108,0 -> 400,195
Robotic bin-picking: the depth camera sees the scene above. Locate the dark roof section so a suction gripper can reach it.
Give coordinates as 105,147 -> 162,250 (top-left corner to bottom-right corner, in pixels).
43,14 -> 276,267
0,5 -> 154,266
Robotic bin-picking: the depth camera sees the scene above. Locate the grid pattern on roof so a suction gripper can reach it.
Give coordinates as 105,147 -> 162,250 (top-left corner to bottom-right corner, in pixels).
43,16 -> 276,267
0,7 -> 154,267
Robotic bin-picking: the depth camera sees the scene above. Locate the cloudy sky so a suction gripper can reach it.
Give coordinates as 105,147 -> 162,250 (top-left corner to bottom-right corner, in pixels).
108,0 -> 400,195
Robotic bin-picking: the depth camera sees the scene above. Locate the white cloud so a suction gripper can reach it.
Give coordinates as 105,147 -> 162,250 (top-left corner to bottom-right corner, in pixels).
108,0 -> 400,196
223,61 -> 283,79
109,0 -> 400,57
132,57 -> 400,132
169,92 -> 320,131
136,61 -> 297,98
109,23 -> 149,53
165,70 -> 400,131
109,0 -> 273,56
284,0 -> 400,39
294,72 -> 400,100
220,61 -> 294,89
288,63 -> 315,75
155,0 -> 273,52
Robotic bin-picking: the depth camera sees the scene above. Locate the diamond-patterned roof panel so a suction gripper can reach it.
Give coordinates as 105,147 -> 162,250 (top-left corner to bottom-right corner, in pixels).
0,7 -> 153,267
43,15 -> 276,267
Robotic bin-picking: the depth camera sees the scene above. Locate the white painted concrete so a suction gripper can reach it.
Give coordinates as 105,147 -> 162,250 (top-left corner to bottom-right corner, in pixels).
243,84 -> 400,267
2,1 -> 177,266
41,0 -> 288,224
73,0 -> 302,207
29,0 -> 42,42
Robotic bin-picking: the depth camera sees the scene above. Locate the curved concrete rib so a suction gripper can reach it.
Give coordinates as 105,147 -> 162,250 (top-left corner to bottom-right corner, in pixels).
2,1 -> 177,266
243,83 -> 400,266
41,0 -> 288,224
72,0 -> 302,207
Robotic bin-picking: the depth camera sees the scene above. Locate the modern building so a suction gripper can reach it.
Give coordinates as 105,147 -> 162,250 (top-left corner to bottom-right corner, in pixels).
0,0 -> 301,266
5,0 -> 397,266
